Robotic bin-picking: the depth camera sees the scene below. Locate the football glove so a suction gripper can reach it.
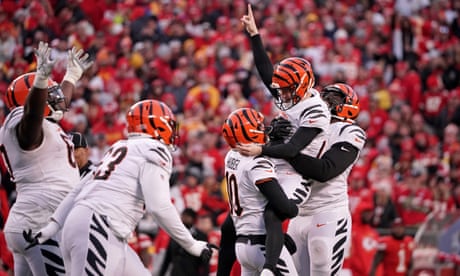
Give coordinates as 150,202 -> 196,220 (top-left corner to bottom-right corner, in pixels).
266,117 -> 293,141
63,47 -> 93,85
199,243 -> 219,263
22,220 -> 60,250
33,41 -> 56,89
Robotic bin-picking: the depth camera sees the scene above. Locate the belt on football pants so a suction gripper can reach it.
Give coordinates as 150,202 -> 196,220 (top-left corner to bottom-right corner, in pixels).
236,235 -> 266,245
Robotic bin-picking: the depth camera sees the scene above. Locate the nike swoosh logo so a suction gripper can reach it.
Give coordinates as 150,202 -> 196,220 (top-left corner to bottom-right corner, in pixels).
340,146 -> 349,152
316,223 -> 326,227
265,169 -> 274,173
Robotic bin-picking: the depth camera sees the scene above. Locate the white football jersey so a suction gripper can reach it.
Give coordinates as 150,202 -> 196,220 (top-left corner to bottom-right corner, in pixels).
0,107 -> 79,233
224,149 -> 278,236
74,137 -> 173,239
274,88 -> 330,173
300,122 -> 366,216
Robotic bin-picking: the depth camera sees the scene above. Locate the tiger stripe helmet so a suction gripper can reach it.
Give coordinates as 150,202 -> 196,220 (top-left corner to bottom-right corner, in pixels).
270,57 -> 315,111
6,72 -> 66,121
126,100 -> 178,147
321,83 -> 360,121
222,108 -> 266,148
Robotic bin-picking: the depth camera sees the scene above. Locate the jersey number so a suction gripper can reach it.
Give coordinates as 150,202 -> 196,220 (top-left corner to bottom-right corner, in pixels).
225,172 -> 243,216
93,146 -> 128,180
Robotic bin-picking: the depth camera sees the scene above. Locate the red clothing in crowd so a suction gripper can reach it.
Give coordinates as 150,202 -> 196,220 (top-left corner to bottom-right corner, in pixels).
394,185 -> 433,226
180,184 -> 205,213
375,235 -> 414,276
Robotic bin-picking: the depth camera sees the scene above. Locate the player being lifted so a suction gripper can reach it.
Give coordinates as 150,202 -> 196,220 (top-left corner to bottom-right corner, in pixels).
24,100 -> 216,275
0,41 -> 92,275
222,107 -> 301,276
285,83 -> 367,275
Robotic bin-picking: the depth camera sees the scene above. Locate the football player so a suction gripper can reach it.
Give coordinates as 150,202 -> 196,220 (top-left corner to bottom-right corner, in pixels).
25,100 -> 216,275
239,3 -> 330,206
0,41 -> 92,275
222,107 -> 300,276
284,83 -> 366,275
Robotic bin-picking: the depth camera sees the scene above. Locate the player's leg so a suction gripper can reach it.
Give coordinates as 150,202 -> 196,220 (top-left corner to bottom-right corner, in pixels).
118,242 -> 151,276
5,231 -> 65,275
287,216 -> 312,276
11,252 -> 32,276
235,240 -> 265,276
278,246 -> 298,276
61,205 -> 113,275
308,208 -> 351,276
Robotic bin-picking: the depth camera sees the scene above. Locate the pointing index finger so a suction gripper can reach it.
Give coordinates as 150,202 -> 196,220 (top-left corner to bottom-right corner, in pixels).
247,3 -> 253,17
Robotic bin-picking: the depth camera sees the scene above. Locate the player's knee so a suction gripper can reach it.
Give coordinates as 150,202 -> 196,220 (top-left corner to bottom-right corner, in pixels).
310,238 -> 330,267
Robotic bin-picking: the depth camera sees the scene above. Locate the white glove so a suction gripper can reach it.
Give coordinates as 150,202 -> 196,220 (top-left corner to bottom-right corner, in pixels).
33,41 -> 56,89
186,240 -> 208,257
63,47 -> 93,85
37,220 -> 61,244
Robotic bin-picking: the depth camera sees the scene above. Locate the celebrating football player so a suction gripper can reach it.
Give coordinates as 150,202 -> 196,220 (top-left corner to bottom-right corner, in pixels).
0,41 -> 93,275
25,100 -> 216,275
222,107 -> 301,276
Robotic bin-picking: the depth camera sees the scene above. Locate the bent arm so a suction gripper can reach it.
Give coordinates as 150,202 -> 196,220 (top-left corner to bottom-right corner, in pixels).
289,142 -> 359,182
261,127 -> 321,159
257,178 -> 298,220
140,162 -> 198,253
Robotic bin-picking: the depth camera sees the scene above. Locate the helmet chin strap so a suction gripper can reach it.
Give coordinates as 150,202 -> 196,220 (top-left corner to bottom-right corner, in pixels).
331,114 -> 355,123
46,105 -> 64,121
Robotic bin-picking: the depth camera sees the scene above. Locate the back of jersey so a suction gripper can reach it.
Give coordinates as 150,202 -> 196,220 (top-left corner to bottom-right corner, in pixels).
304,122 -> 366,215
76,137 -> 173,239
0,107 -> 80,232
224,149 -> 277,236
275,88 -> 330,172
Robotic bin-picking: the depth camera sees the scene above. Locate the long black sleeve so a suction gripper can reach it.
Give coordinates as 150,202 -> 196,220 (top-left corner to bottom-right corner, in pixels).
250,34 -> 277,97
216,214 -> 237,276
263,206 -> 284,274
257,179 -> 298,220
261,127 -> 321,159
289,142 -> 359,182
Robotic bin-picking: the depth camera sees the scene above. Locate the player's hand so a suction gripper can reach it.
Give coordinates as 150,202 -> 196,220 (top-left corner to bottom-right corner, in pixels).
63,46 -> 93,85
22,229 -> 41,250
34,41 -> 55,80
266,117 -> 293,141
199,243 -> 219,263
240,4 -> 259,36
236,143 -> 262,156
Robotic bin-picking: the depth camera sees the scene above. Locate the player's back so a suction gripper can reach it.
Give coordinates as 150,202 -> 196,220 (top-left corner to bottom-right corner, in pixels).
75,136 -> 172,239
303,121 -> 366,215
275,88 -> 330,172
224,149 -> 277,236
0,107 -> 79,232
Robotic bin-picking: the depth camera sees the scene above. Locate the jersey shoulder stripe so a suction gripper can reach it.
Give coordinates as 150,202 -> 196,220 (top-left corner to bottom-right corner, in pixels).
299,104 -> 323,119
3,107 -> 23,128
149,146 -> 171,164
339,124 -> 366,139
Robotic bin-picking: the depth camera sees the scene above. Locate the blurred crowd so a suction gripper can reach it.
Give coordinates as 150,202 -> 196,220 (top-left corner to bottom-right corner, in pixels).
0,0 -> 459,275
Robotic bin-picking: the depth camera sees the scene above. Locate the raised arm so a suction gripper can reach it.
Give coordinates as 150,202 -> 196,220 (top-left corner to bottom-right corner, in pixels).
241,4 -> 276,96
17,42 -> 55,150
60,47 -> 93,108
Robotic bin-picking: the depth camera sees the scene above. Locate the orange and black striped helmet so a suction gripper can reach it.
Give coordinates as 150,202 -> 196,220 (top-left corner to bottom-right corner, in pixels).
270,57 -> 315,111
222,108 -> 266,148
321,83 -> 360,121
5,72 -> 66,120
126,100 -> 178,147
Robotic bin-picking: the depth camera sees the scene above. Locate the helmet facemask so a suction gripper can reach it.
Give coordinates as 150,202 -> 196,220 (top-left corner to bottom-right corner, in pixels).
273,83 -> 302,111
46,85 -> 66,121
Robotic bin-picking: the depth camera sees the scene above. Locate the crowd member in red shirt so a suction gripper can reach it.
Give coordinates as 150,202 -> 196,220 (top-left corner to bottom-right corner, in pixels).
394,164 -> 434,229
370,218 -> 414,276
344,201 -> 381,276
91,100 -> 126,145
